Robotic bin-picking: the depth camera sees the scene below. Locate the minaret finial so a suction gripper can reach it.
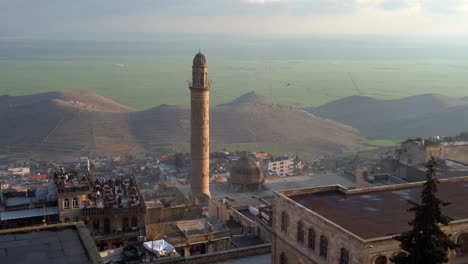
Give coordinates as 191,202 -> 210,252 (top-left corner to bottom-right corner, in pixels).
199,48 -> 201,53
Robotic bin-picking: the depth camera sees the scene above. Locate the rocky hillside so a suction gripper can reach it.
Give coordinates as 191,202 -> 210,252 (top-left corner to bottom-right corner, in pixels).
0,91 -> 364,159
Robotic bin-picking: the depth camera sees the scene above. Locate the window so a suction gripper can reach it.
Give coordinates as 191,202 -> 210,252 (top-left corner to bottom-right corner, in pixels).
280,252 -> 288,264
72,197 -> 79,208
64,218 -> 70,223
73,217 -> 79,222
319,236 -> 328,258
296,221 -> 304,244
131,216 -> 138,227
63,198 -> 70,209
308,228 -> 315,251
281,212 -> 289,233
340,248 -> 349,264
93,220 -> 100,231
123,217 -> 129,229
374,256 -> 387,264
458,233 -> 468,255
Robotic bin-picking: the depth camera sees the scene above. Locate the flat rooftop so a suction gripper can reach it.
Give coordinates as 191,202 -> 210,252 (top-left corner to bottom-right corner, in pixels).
286,177 -> 468,240
0,229 -> 91,264
179,174 -> 354,198
212,253 -> 271,264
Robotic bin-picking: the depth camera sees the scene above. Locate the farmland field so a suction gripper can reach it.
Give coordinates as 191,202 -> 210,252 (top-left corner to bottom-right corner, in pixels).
2,56 -> 468,110
1,37 -> 468,110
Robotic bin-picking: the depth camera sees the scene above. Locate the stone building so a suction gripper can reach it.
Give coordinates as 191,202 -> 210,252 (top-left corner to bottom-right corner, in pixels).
146,218 -> 232,257
229,155 -> 264,192
55,170 -> 146,251
208,195 -> 271,235
399,138 -> 468,165
271,176 -> 468,264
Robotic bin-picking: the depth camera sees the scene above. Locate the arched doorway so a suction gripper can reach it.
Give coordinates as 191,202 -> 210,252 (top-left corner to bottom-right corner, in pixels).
375,256 -> 387,264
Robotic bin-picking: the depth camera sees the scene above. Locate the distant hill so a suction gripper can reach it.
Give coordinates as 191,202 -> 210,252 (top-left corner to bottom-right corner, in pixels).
308,94 -> 468,139
0,91 -> 363,159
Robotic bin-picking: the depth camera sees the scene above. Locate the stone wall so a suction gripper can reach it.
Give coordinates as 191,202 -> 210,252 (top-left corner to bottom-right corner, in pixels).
272,191 -> 366,264
146,205 -> 202,225
150,243 -> 271,264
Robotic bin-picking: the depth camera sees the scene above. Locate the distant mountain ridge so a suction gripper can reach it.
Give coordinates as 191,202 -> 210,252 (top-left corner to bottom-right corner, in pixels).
307,93 -> 468,139
0,90 -> 363,159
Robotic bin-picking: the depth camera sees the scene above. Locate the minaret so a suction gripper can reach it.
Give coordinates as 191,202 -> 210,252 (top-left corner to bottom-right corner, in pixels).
189,51 -> 211,204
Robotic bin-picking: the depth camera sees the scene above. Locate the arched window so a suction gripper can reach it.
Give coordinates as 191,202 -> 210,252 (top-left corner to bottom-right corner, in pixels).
280,252 -> 288,264
319,236 -> 328,258
458,233 -> 468,255
340,248 -> 349,264
131,216 -> 138,227
72,197 -> 79,208
296,221 -> 304,244
281,212 -> 289,233
308,228 -> 316,251
63,198 -> 70,209
375,256 -> 387,264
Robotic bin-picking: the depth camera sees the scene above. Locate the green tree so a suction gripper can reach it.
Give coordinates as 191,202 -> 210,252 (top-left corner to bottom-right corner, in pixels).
392,157 -> 458,264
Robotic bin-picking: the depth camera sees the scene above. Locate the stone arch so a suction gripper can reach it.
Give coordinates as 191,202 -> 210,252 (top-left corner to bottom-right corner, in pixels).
319,235 -> 328,258
340,248 -> 350,264
280,252 -> 288,264
374,255 -> 387,264
307,228 -> 316,251
296,221 -> 304,243
281,211 -> 289,233
457,233 -> 468,255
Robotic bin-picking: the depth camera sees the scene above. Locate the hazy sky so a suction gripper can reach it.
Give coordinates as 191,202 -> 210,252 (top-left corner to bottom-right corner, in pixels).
1,0 -> 468,37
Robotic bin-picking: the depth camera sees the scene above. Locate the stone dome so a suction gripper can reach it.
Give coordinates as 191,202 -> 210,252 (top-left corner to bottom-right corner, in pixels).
230,156 -> 264,185
193,52 -> 207,67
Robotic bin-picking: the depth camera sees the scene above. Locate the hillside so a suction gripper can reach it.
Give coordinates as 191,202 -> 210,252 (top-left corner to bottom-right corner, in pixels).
0,91 -> 364,159
308,94 -> 468,139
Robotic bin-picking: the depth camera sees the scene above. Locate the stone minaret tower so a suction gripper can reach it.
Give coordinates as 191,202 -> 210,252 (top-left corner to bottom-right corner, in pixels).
189,51 -> 211,204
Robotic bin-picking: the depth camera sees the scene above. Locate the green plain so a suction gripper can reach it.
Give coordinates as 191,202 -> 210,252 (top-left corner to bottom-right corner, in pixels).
1,56 -> 468,110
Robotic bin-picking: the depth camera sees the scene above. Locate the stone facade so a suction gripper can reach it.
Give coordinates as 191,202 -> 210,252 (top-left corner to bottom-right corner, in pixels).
399,138 -> 468,165
190,52 -> 211,204
271,179 -> 468,264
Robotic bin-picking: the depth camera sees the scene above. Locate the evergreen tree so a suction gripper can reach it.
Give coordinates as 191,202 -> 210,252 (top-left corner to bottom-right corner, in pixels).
392,157 -> 458,264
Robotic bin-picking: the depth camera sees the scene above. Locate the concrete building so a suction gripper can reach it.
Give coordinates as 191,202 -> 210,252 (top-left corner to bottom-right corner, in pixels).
0,185 -> 59,229
262,157 -> 294,177
271,176 -> 468,264
189,51 -> 211,204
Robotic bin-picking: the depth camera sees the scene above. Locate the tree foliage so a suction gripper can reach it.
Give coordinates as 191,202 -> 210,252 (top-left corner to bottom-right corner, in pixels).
392,157 -> 458,264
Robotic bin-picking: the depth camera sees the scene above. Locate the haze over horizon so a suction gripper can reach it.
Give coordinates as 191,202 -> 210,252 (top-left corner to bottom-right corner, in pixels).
2,0 -> 468,39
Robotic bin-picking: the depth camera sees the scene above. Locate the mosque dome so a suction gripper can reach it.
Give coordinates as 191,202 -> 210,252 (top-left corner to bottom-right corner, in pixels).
193,52 -> 207,67
230,156 -> 264,185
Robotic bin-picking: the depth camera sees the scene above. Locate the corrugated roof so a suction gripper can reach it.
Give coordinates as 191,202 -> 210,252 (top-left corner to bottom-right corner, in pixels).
0,206 -> 59,220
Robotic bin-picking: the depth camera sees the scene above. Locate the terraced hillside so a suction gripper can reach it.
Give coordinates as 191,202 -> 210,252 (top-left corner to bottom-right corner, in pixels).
308,93 -> 468,139
0,91 -> 364,159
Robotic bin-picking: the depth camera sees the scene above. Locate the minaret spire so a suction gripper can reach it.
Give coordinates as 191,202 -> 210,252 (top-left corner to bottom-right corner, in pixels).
189,51 -> 210,204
